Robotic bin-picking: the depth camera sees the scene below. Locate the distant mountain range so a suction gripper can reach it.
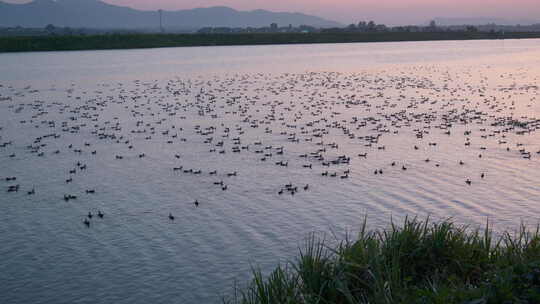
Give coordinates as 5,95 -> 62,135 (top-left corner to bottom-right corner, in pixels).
0,0 -> 342,29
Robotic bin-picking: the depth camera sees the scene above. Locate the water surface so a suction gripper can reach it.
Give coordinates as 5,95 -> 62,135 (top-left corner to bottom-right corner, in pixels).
1,39 -> 540,304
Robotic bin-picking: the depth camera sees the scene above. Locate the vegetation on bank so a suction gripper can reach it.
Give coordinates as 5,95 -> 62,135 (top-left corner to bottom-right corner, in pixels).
1,32 -> 540,53
226,217 -> 540,304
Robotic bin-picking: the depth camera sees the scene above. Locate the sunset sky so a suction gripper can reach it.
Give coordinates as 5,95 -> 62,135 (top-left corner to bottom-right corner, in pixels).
4,0 -> 540,25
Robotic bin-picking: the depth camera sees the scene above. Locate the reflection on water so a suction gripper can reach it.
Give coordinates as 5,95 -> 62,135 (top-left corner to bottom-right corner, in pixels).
1,39 -> 540,304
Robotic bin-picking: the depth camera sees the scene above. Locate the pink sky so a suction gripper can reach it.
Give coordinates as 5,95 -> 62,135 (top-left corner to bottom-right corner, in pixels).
4,0 -> 540,24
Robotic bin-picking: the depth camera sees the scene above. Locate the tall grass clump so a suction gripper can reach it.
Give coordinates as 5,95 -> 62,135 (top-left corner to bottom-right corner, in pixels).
225,217 -> 540,304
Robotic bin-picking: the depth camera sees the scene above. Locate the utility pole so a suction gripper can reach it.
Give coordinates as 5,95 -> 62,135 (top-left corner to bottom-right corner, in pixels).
159,9 -> 164,33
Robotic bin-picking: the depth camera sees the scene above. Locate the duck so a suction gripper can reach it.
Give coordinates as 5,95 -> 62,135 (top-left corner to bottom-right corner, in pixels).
7,185 -> 19,192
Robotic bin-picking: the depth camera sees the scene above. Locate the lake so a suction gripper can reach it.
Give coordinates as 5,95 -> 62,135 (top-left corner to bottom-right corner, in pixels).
1,39 -> 540,304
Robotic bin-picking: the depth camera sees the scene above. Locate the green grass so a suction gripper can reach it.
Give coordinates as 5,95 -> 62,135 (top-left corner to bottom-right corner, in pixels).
1,32 -> 540,53
226,217 -> 540,304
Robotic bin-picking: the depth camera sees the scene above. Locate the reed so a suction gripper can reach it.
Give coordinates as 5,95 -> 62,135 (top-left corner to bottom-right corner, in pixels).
225,217 -> 540,304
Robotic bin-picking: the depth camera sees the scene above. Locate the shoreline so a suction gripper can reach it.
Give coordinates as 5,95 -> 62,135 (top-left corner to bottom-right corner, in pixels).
1,32 -> 540,53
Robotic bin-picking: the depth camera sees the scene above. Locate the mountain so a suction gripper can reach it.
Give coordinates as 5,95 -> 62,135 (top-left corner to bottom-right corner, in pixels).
0,0 -> 342,29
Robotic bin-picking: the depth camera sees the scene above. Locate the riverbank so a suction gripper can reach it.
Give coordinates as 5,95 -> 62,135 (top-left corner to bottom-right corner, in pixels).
1,31 -> 540,53
226,217 -> 540,304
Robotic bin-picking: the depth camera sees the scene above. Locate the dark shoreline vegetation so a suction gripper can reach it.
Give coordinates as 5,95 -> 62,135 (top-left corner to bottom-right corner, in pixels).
225,217 -> 540,304
2,32 -> 540,53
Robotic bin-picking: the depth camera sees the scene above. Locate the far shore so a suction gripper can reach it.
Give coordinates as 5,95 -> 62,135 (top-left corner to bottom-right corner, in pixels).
1,31 -> 540,53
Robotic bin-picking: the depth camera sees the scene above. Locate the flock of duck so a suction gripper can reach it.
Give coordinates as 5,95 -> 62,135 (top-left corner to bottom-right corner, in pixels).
1,67 -> 539,227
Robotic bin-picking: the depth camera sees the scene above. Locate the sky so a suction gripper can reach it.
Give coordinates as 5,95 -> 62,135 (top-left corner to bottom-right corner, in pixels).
4,0 -> 540,25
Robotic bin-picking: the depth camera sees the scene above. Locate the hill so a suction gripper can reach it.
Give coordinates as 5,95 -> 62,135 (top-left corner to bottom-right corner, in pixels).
0,0 -> 342,30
